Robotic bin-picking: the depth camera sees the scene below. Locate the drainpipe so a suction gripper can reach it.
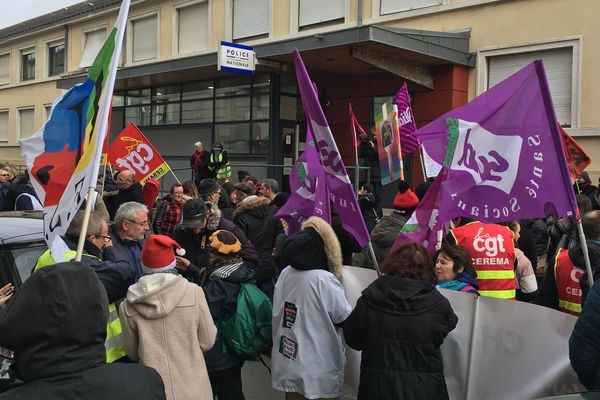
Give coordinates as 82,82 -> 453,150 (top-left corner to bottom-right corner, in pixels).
357,0 -> 363,27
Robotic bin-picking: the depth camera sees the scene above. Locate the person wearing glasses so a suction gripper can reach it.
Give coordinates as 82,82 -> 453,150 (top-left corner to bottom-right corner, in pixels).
109,202 -> 151,282
0,167 -> 11,211
33,210 -> 136,363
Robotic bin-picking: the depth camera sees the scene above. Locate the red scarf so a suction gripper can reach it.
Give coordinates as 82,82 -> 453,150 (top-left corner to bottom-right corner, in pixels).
193,149 -> 204,169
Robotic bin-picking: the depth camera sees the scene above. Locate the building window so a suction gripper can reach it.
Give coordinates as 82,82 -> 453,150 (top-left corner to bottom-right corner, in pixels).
380,0 -> 441,15
18,108 -> 35,139
0,110 -> 8,142
132,15 -> 158,62
44,104 -> 52,122
483,44 -> 576,127
20,48 -> 35,81
0,53 -> 9,84
233,0 -> 270,40
48,42 -> 65,76
177,2 -> 209,54
299,0 -> 344,29
80,28 -> 107,68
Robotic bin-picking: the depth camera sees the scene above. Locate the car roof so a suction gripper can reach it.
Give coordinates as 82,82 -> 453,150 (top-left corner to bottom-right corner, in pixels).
0,211 -> 45,245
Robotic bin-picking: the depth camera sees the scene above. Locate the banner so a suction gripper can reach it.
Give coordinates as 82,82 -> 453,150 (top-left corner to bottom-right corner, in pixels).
349,103 -> 368,151
340,266 -> 585,400
289,49 -> 370,247
415,61 -> 578,224
375,102 -> 403,185
560,125 -> 591,180
107,123 -> 171,185
393,167 -> 449,254
275,127 -> 330,234
20,0 -> 130,260
393,82 -> 419,154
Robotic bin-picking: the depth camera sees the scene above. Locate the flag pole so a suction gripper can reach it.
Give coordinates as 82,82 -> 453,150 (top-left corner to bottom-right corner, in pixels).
75,187 -> 97,262
392,104 -> 404,180
169,169 -> 181,184
349,103 -> 360,192
366,241 -> 381,276
576,213 -> 594,287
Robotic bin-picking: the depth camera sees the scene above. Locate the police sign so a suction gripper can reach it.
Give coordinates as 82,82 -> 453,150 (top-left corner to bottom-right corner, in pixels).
218,41 -> 255,76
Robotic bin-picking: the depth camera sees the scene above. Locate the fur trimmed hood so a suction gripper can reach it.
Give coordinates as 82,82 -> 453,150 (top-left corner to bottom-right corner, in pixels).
206,203 -> 222,231
233,196 -> 271,217
276,216 -> 343,279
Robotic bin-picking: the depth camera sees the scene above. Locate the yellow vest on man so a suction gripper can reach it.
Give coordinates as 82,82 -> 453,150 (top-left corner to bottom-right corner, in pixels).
34,249 -> 127,363
209,152 -> 232,179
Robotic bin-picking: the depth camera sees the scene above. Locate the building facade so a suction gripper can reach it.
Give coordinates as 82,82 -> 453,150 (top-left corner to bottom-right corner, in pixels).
0,0 -> 597,198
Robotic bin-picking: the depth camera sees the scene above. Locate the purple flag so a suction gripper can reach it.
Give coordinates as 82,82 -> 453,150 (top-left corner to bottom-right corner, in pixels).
415,60 -> 578,224
393,82 -> 419,154
275,127 -> 330,233
393,168 -> 449,255
287,49 -> 370,246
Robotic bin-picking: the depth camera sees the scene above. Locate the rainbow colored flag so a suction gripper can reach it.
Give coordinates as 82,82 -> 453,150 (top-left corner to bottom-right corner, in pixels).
20,0 -> 130,260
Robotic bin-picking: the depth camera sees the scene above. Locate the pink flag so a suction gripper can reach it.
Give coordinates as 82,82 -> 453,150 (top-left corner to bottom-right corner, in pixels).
393,82 -> 419,154
392,167 -> 449,255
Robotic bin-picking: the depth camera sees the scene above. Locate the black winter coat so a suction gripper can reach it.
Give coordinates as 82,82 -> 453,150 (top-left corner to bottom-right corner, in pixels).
190,150 -> 213,183
343,276 -> 458,400
233,197 -> 283,280
109,182 -> 144,220
0,262 -> 165,400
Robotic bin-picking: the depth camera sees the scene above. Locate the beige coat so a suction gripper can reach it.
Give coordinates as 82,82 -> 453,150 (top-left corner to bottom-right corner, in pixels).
120,273 -> 217,400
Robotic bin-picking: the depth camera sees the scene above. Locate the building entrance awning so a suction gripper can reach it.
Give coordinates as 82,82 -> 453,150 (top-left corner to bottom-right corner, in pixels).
57,25 -> 474,91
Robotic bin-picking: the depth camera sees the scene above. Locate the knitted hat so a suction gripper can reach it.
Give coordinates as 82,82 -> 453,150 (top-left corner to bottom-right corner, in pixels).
393,180 -> 419,210
208,230 -> 242,256
198,178 -> 220,197
181,198 -> 207,229
141,234 -> 186,274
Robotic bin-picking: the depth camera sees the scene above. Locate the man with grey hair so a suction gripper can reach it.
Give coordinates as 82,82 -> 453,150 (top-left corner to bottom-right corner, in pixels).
259,178 -> 279,201
109,201 -> 150,282
191,141 -> 211,187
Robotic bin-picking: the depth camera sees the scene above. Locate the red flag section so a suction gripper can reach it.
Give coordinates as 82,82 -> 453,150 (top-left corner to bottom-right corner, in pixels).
349,103 -> 368,149
107,123 -> 171,185
560,125 -> 591,180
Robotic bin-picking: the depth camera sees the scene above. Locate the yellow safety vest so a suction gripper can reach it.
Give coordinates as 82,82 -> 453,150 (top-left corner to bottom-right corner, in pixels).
210,152 -> 232,179
34,249 -> 127,363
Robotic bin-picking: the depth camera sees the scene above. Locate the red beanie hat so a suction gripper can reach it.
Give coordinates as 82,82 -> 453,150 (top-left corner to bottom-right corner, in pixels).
393,188 -> 419,209
141,234 -> 186,274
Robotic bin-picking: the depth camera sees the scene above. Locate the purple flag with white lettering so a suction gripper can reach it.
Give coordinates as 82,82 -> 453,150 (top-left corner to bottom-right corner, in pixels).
275,126 -> 330,233
288,49 -> 370,246
392,167 -> 449,255
393,82 -> 419,154
416,60 -> 578,223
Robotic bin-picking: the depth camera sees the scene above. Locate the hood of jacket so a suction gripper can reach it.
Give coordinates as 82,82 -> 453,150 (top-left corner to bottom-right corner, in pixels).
276,216 -> 342,279
206,203 -> 222,231
456,272 -> 479,289
0,262 -> 108,381
124,273 -> 190,319
233,196 -> 271,218
362,275 -> 446,315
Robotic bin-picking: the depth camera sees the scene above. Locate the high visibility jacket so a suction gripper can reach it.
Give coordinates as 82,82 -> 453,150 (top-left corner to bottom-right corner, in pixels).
34,249 -> 127,363
554,249 -> 584,316
209,152 -> 232,179
451,222 -> 516,300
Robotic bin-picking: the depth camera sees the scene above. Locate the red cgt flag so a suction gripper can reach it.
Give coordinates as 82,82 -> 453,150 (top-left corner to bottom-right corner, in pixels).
107,123 -> 171,185
349,103 -> 368,149
560,125 -> 591,180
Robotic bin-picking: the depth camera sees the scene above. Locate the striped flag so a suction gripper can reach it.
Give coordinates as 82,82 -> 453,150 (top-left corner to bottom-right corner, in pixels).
20,0 -> 131,260
393,82 -> 420,154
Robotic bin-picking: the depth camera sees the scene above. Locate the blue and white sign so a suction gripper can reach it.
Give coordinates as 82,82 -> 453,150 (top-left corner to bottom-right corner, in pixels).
218,41 -> 255,75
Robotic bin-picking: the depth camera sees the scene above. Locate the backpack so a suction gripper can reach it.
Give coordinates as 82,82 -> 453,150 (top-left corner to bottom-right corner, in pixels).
221,282 -> 272,357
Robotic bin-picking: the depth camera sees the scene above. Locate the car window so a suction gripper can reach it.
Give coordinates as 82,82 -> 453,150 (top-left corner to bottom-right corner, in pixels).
0,243 -> 46,287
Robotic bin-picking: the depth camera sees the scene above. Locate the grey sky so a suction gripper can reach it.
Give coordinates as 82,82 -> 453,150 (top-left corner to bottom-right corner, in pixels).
0,0 -> 83,29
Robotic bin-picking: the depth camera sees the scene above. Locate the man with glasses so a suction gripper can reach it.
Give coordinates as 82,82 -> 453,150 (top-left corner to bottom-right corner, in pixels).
109,201 -> 150,282
34,210 -> 135,363
0,167 -> 10,211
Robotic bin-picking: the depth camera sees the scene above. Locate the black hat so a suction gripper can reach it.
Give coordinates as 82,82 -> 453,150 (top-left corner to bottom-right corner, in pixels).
198,178 -> 220,197
181,198 -> 207,229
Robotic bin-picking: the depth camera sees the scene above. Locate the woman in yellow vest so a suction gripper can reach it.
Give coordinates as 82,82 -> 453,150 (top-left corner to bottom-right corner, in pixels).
208,142 -> 232,180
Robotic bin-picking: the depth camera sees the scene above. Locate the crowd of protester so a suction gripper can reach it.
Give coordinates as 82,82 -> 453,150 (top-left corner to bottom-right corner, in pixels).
3,150 -> 600,400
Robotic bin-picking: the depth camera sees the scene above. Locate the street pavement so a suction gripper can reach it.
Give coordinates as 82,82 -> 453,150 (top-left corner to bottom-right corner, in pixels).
241,355 -> 357,400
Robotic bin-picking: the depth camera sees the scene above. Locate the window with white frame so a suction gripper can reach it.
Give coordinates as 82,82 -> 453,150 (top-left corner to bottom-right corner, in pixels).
380,0 -> 441,15
177,2 -> 209,54
485,46 -> 575,126
18,108 -> 35,139
299,0 -> 344,28
48,41 -> 65,76
233,0 -> 270,40
132,14 -> 158,62
80,28 -> 107,68
0,53 -> 9,84
0,110 -> 8,142
20,47 -> 35,81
